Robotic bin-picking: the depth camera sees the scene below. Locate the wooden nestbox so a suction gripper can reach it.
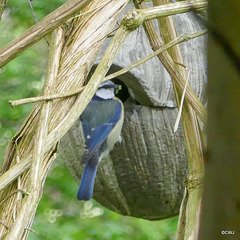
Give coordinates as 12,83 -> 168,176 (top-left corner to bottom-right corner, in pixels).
59,4 -> 206,220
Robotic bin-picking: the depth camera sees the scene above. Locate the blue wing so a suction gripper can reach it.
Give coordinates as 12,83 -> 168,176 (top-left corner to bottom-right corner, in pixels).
80,97 -> 122,163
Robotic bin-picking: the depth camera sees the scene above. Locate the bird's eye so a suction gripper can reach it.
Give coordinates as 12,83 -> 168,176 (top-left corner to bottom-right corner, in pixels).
99,85 -> 113,90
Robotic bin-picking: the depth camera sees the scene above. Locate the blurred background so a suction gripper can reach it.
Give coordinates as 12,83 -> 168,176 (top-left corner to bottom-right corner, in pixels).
0,1 -> 178,239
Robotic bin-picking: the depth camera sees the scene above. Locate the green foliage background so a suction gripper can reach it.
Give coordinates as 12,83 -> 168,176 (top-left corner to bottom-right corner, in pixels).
0,1 -> 178,239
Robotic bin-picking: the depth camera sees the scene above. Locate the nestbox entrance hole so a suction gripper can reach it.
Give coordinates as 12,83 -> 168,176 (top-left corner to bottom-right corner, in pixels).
111,78 -> 129,103
89,64 -> 141,104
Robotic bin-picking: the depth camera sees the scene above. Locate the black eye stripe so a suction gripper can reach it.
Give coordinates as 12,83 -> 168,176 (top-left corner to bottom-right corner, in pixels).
98,85 -> 114,89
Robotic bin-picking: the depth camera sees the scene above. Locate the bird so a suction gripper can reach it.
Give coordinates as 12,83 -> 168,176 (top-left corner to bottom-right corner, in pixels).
77,81 -> 124,201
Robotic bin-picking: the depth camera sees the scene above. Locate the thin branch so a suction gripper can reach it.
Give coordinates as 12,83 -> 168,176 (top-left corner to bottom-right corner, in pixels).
24,228 -> 37,235
0,0 -> 92,67
27,0 -> 38,23
174,69 -> 191,132
142,1 -> 207,20
105,30 -> 207,80
122,0 -> 207,30
9,87 -> 85,107
27,0 -> 49,46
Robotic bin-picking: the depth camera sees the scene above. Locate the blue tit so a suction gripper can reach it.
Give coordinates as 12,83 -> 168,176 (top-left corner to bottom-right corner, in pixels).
77,81 -> 124,201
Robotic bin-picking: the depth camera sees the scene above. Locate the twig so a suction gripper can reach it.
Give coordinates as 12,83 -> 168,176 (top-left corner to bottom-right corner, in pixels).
174,69 -> 191,132
0,189 -> 28,206
105,30 -> 207,81
9,87 -> 85,107
27,0 -> 38,23
27,0 -> 49,46
9,30 -> 207,109
24,228 -> 37,235
122,0 -> 207,30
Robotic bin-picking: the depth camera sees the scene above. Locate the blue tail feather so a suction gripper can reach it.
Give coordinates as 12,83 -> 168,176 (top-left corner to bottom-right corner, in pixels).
77,162 -> 98,200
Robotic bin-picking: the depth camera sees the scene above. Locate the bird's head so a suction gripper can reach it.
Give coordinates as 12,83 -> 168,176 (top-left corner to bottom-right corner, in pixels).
95,81 -> 119,100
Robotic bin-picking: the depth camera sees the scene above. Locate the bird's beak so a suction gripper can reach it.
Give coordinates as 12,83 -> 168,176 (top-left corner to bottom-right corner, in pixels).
114,84 -> 122,94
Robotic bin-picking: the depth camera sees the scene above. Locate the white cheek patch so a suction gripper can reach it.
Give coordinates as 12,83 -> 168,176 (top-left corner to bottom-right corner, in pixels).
96,88 -> 114,99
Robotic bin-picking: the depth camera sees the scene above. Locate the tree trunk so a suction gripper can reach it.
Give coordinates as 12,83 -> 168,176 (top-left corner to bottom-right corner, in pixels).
199,1 -> 240,239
